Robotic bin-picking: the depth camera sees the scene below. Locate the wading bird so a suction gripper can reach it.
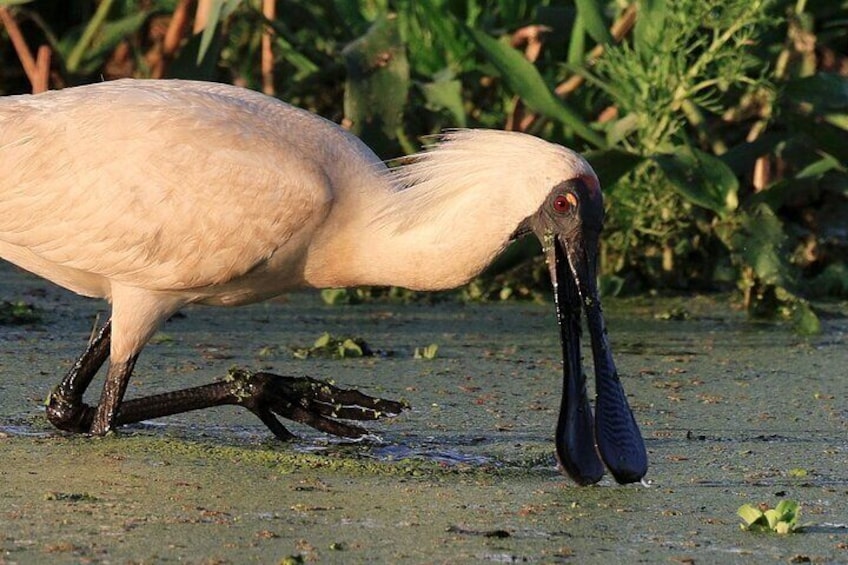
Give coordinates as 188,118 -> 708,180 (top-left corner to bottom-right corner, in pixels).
0,79 -> 646,485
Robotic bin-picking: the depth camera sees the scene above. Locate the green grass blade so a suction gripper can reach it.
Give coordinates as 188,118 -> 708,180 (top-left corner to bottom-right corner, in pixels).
466,27 -> 605,148
65,0 -> 114,73
197,0 -> 242,65
567,13 -> 586,65
574,0 -> 612,44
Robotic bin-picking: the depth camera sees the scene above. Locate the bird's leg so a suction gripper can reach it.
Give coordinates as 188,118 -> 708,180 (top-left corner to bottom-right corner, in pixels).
45,318 -> 140,436
45,319 -> 112,433
112,368 -> 409,440
89,355 -> 139,435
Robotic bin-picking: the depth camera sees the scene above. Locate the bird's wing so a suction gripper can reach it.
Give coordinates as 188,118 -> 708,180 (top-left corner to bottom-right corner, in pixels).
0,82 -> 334,292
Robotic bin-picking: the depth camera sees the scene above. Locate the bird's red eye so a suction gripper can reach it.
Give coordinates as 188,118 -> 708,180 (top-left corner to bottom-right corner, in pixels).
553,193 -> 578,213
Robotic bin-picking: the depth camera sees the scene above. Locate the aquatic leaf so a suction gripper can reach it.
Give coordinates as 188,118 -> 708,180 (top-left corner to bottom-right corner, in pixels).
0,300 -> 40,325
775,521 -> 792,534
291,348 -> 310,360
414,344 -> 439,360
729,205 -> 818,335
764,508 -> 781,530
313,332 -> 332,349
654,148 -> 738,217
737,504 -> 764,527
294,333 -> 372,359
738,500 -> 801,534
776,500 -> 799,522
340,339 -> 364,357
466,27 -> 605,148
321,288 -> 350,305
149,332 -> 175,345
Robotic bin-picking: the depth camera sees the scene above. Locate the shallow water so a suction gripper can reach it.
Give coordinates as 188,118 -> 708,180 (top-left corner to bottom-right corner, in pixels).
1,262 -> 847,563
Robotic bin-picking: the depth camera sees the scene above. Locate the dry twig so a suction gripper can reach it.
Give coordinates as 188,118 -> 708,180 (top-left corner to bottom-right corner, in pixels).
0,6 -> 45,92
33,44 -> 51,93
149,0 -> 195,78
554,3 -> 637,98
261,0 -> 275,95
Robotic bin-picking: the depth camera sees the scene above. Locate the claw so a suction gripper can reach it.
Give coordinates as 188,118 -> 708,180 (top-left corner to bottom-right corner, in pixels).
222,369 -> 408,439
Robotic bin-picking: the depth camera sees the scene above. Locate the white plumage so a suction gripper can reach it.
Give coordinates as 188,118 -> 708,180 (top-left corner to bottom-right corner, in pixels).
1,79 -> 595,364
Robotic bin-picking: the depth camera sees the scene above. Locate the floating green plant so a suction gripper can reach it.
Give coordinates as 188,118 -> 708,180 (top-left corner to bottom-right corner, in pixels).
738,500 -> 801,534
414,343 -> 439,359
292,332 -> 371,359
0,300 -> 40,325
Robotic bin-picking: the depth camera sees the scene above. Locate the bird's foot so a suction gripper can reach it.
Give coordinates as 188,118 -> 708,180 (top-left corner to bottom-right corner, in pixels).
45,388 -> 94,433
222,368 -> 409,440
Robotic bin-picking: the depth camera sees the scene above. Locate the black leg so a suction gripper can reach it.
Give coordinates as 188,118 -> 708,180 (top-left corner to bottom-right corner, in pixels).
45,319 -> 112,433
90,355 -> 138,435
44,317 -> 408,439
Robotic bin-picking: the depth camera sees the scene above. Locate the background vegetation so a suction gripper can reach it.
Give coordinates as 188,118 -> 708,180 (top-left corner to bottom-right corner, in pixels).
1,0 -> 846,332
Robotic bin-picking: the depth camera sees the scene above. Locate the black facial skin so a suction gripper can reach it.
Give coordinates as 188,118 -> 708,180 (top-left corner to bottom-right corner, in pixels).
531,178 -> 648,485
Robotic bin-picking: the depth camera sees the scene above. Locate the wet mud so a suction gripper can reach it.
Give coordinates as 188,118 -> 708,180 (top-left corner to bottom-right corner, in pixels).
1,263 -> 846,563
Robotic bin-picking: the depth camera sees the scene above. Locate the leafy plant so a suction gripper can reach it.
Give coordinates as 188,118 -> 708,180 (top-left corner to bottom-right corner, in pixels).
292,332 -> 372,360
738,500 -> 802,534
466,0 -> 845,331
413,343 -> 439,359
0,300 -> 40,325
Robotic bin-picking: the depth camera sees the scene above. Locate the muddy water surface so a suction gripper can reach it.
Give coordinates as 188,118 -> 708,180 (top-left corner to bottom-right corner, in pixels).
1,263 -> 846,563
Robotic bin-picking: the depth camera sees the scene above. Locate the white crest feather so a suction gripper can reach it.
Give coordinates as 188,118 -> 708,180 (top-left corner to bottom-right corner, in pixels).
373,129 -> 596,238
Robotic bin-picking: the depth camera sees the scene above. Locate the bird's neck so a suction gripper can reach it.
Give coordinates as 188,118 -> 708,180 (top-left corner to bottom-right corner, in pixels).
302,185 -> 517,292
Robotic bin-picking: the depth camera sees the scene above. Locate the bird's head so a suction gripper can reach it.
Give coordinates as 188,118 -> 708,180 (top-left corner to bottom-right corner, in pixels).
381,130 -> 646,484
